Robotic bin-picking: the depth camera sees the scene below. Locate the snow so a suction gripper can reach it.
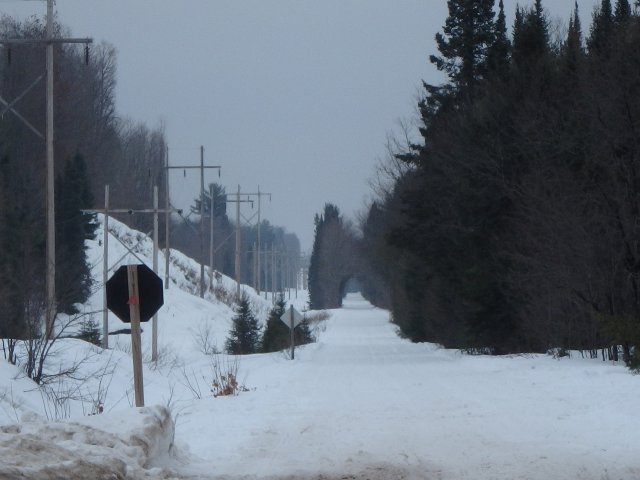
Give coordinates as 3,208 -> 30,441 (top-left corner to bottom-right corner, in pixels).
0,218 -> 639,479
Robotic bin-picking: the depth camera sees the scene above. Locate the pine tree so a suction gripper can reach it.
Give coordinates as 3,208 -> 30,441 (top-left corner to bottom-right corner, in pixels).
225,294 -> 260,354
562,2 -> 584,78
587,0 -> 614,55
512,0 -> 549,67
75,317 -> 101,346
261,295 -> 290,352
613,0 -> 631,24
487,0 -> 511,77
308,204 -> 341,309
191,182 -> 227,218
295,318 -> 314,347
55,153 -> 97,314
429,0 -> 496,97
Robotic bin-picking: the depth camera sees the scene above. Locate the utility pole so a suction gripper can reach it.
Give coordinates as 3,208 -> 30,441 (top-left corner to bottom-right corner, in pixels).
166,146 -> 221,298
234,187 -> 271,294
0,1 -> 92,338
45,0 -> 54,338
236,185 -> 241,298
102,186 -> 109,348
225,186 -> 254,297
209,184 -> 215,289
164,146 -> 170,290
84,187 -> 170,361
255,187 -> 271,295
152,186 -> 159,360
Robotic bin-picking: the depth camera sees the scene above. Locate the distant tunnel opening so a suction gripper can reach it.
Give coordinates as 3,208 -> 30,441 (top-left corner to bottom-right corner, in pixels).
340,276 -> 362,299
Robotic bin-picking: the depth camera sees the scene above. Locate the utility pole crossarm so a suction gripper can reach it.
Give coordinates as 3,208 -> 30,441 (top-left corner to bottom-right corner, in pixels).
0,37 -> 93,45
166,146 -> 222,298
166,165 -> 221,170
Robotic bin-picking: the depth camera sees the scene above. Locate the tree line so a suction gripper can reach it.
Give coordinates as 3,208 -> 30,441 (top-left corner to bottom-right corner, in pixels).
171,183 -> 302,295
0,15 -> 166,361
310,0 -> 640,368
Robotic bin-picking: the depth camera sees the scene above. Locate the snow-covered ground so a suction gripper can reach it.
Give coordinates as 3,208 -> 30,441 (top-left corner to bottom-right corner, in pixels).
0,218 -> 639,479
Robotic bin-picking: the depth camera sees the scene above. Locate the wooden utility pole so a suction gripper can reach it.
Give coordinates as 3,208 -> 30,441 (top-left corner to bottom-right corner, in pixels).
84,187 -> 170,361
45,0 -> 54,338
165,147 -> 220,298
272,248 -> 277,304
164,146 -> 171,290
199,147 -> 206,297
254,187 -> 271,294
102,186 -> 109,348
235,185 -> 241,297
231,187 -> 271,294
152,187 -> 159,360
225,186 -> 254,297
0,1 -> 92,339
209,184 -> 215,289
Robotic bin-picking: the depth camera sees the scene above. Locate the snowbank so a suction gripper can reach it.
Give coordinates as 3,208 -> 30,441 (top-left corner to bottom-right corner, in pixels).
0,406 -> 175,479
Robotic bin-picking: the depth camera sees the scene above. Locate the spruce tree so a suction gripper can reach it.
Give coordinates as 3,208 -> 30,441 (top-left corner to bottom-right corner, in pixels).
562,2 -> 584,79
308,204 -> 341,309
295,318 -> 314,347
55,153 -> 97,314
487,0 -> 511,77
75,318 -> 101,346
261,295 -> 289,353
512,0 -> 549,67
613,0 -> 631,24
587,0 -> 614,55
225,294 -> 260,354
429,0 -> 496,97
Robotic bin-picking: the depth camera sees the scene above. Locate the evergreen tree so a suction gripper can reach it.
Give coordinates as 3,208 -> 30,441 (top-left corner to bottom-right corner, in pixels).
75,317 -> 101,346
614,0 -> 631,24
429,0 -> 496,96
308,204 -> 341,310
55,153 -> 97,314
487,0 -> 511,77
295,318 -> 314,347
0,153 -> 44,340
262,295 -> 314,352
512,0 -> 549,67
261,294 -> 289,352
225,294 -> 260,354
587,0 -> 614,54
191,182 -> 227,218
561,2 -> 584,79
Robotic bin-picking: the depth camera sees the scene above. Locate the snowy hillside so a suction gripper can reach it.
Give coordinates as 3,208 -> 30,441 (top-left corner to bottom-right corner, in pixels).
0,218 -> 639,479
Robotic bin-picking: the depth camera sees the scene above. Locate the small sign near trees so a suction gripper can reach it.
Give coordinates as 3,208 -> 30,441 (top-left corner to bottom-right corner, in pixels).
280,305 -> 303,360
280,306 -> 303,329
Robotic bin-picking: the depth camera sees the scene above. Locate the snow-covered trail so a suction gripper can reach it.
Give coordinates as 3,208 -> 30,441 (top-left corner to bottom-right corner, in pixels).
174,294 -> 640,480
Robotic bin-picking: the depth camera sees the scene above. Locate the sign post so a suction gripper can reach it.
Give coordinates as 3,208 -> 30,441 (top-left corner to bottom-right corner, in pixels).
106,264 -> 164,408
280,305 -> 303,360
127,265 -> 144,407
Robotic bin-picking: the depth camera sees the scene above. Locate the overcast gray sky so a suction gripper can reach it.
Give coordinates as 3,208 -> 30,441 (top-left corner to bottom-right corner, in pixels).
2,0 -> 599,250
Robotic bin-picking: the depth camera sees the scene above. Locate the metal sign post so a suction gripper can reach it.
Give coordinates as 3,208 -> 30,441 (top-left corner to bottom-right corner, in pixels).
290,306 -> 295,360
